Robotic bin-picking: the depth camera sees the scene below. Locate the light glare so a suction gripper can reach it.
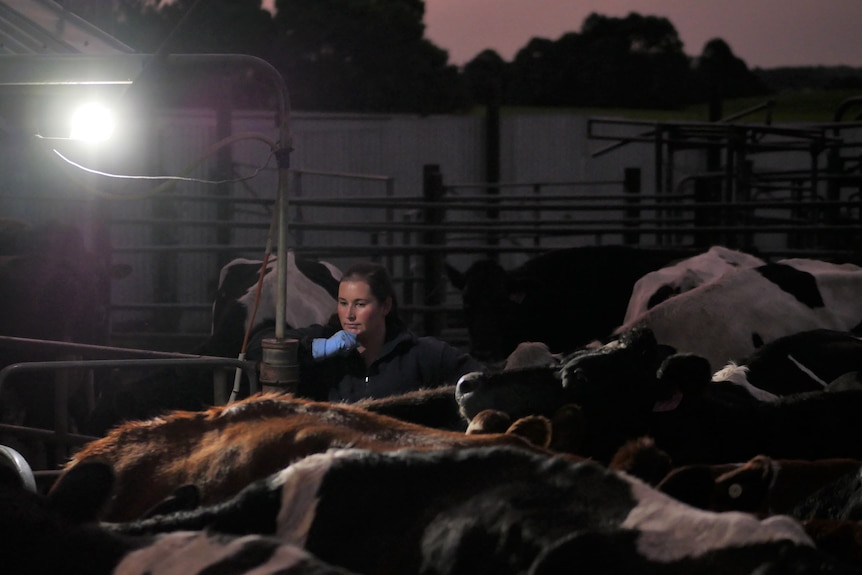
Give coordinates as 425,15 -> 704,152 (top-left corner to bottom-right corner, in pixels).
70,103 -> 115,141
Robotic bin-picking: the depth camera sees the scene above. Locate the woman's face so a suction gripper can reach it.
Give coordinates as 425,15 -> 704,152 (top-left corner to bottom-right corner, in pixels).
337,279 -> 391,342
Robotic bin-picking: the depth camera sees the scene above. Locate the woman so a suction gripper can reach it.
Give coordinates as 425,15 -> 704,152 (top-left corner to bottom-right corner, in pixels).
285,261 -> 484,402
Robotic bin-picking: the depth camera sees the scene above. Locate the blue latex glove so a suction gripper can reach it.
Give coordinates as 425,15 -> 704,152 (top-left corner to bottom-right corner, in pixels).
312,330 -> 358,359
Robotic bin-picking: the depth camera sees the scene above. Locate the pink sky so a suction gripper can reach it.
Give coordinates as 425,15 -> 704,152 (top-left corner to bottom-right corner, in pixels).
264,0 -> 862,69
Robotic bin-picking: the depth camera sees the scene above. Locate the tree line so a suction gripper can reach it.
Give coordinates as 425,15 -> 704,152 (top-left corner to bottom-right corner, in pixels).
69,0 -> 841,114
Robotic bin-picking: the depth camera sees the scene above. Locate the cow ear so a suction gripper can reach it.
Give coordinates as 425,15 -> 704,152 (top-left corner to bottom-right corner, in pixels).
47,461 -> 115,523
444,262 -> 465,291
505,415 -> 552,448
746,455 -> 775,481
466,409 -> 512,435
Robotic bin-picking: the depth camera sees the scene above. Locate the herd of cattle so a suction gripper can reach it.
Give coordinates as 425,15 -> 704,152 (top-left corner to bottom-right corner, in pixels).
2,228 -> 862,573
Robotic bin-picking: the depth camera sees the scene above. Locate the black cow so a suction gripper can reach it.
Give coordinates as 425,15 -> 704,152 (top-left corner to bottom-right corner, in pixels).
83,251 -> 341,436
445,244 -> 694,361
0,459 -> 356,575
106,446 -> 853,575
580,339 -> 862,465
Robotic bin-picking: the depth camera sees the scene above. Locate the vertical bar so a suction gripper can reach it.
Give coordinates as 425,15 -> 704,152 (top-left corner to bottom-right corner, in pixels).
422,164 -> 445,338
402,212 -> 415,330
275,180 -> 288,340
532,183 -> 541,248
623,167 -> 641,246
54,370 -> 70,464
485,98 -> 501,254
385,178 -> 395,275
291,171 -> 304,246
215,95 -> 233,271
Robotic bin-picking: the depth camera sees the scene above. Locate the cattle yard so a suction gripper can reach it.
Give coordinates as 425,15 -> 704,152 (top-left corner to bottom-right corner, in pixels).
2,7 -> 862,572
2,89 -> 862,572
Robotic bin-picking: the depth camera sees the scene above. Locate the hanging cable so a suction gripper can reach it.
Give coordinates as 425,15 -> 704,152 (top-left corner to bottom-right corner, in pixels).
41,131 -> 279,200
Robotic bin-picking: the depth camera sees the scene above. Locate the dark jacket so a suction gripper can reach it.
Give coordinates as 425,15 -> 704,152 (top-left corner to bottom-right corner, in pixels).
282,317 -> 485,402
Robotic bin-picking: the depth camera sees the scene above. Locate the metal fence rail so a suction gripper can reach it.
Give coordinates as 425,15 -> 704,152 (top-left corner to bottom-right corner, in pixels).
104,160 -> 861,351
0,335 -> 258,468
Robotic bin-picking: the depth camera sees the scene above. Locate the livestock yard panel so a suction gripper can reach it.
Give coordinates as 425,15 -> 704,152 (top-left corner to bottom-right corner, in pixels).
0,108 -> 859,351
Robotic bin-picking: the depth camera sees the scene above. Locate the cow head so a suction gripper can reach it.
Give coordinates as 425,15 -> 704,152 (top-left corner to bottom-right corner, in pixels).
455,366 -> 566,423
446,259 -> 537,361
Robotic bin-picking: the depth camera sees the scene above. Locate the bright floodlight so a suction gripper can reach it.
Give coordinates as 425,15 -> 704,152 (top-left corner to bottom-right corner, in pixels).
69,103 -> 115,141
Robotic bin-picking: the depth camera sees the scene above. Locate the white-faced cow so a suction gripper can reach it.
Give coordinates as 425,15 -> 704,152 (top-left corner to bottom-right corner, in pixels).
83,251 -> 341,436
445,245 -> 694,361
100,446 -> 857,575
617,258 -> 862,372
61,392 -> 558,522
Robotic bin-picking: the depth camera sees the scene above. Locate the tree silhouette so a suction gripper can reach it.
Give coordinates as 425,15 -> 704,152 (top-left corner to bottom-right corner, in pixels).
501,12 -> 693,108
270,0 -> 467,112
463,49 -> 507,106
694,38 -> 771,102
67,2 -> 774,113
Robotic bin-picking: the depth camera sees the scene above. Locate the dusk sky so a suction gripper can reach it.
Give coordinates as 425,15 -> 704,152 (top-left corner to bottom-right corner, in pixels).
264,0 -> 862,70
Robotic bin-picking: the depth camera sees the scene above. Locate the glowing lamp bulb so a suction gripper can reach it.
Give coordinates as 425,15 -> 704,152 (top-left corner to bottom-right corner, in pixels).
69,103 -> 115,141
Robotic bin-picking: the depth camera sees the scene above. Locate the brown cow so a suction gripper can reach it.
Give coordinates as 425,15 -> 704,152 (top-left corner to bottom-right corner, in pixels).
58,392 -> 566,521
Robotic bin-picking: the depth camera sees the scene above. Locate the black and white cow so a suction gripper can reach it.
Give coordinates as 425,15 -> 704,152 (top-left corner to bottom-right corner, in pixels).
209,252 -> 342,358
445,245 -> 694,361
712,329 -> 862,397
622,245 -> 765,325
0,459 -> 357,575
106,446 -> 853,575
617,258 -> 862,372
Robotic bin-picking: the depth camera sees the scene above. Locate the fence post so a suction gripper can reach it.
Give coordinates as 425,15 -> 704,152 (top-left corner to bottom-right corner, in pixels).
291,171 -> 304,246
623,167 -> 641,245
422,164 -> 445,338
402,211 -> 417,330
